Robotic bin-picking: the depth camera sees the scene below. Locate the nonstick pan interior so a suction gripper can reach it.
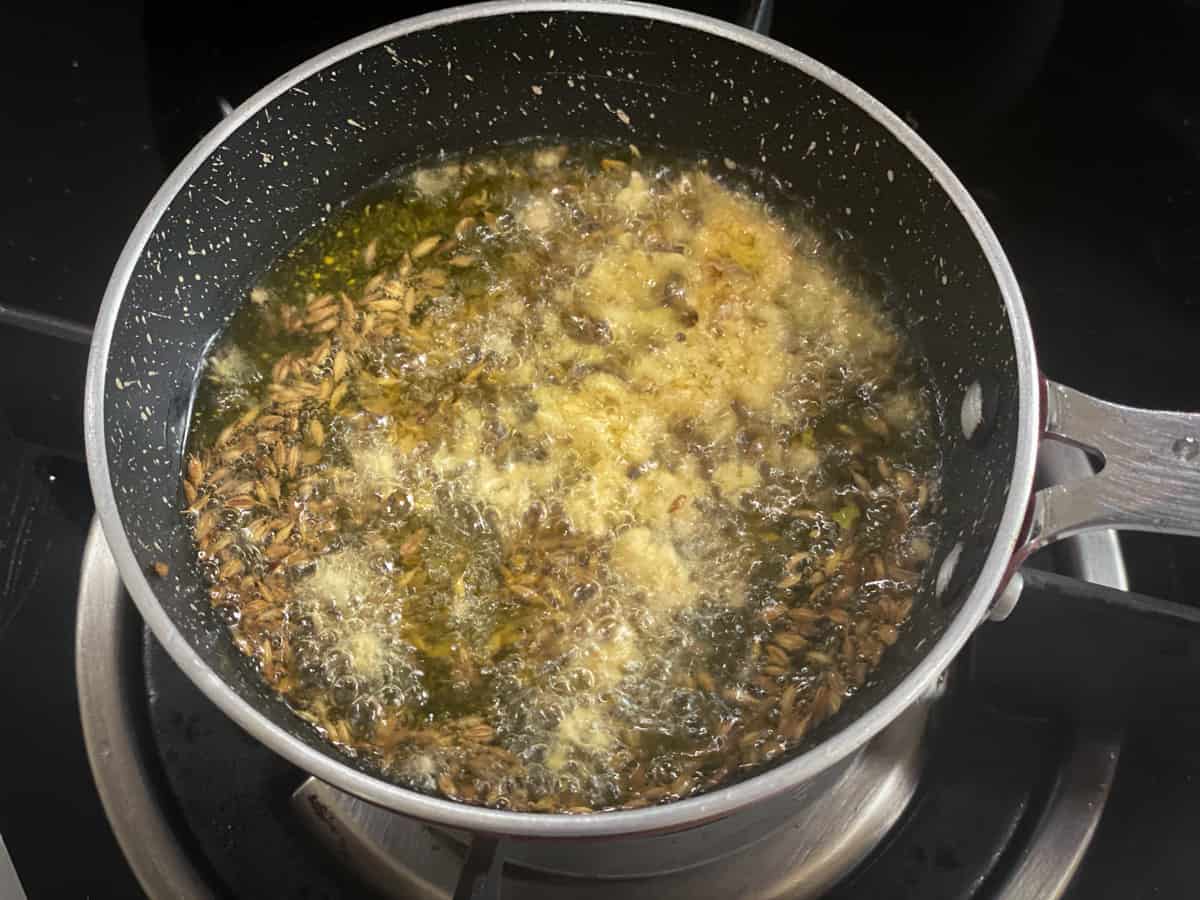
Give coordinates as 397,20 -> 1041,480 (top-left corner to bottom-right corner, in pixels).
90,5 -> 1026,820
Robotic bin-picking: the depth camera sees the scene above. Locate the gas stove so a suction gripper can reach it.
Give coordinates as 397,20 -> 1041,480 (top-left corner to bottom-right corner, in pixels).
3,1 -> 1200,898
73,445 -> 1124,899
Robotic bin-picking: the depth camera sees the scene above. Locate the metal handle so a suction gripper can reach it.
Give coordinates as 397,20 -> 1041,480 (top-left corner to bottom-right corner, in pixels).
1028,380 -> 1200,550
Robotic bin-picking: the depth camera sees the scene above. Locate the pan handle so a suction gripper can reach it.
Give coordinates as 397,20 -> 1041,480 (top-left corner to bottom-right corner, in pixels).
1027,379 -> 1200,549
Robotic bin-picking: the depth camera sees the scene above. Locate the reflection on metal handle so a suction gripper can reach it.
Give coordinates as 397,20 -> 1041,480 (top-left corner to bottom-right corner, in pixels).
1028,380 -> 1200,549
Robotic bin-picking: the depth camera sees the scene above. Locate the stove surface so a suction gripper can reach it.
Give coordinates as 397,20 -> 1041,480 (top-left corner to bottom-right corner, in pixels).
2,1 -> 1200,897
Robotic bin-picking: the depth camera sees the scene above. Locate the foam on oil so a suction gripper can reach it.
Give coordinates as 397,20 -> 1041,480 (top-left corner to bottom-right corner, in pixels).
186,143 -> 941,812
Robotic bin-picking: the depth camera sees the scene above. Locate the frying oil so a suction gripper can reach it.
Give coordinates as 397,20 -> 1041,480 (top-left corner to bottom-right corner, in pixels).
187,142 -> 942,811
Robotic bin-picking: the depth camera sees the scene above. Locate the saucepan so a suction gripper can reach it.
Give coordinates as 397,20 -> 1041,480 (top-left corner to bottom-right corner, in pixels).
84,0 -> 1200,849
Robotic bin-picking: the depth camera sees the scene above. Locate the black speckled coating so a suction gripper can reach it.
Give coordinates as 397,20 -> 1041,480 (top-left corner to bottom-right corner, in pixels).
98,8 -> 1020,809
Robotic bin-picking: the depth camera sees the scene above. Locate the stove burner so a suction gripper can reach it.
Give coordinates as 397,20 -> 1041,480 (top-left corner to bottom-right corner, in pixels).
77,446 -> 1124,898
290,688 -> 928,897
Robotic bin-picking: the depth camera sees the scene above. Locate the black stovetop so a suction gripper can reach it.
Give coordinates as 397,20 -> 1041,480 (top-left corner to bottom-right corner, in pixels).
2,1 -> 1199,897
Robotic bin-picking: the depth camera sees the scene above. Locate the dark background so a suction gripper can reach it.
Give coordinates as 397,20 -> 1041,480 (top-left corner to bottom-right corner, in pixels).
1,1 -> 1198,897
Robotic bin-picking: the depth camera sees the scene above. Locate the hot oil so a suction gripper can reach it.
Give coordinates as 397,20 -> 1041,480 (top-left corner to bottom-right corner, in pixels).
184,142 -> 942,812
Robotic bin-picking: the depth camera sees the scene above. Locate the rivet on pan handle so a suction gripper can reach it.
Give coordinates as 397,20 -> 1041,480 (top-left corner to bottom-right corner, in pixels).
1027,380 -> 1200,549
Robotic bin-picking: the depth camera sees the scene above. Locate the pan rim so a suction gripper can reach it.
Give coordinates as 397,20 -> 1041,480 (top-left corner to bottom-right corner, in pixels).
84,0 -> 1039,838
